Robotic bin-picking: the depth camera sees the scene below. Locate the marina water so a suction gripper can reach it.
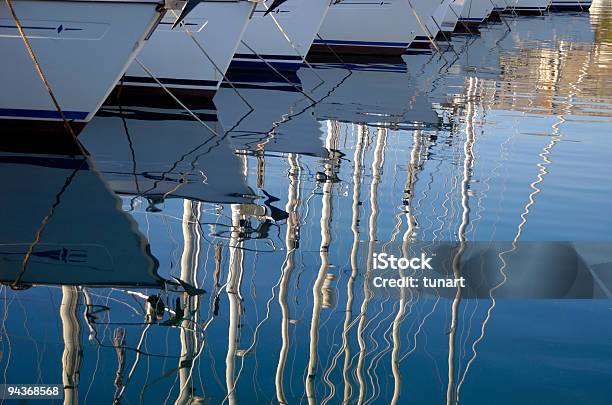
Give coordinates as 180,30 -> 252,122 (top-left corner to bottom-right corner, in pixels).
2,3 -> 612,404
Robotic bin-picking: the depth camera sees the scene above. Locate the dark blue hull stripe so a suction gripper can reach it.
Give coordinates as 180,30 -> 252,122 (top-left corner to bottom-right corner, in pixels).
313,39 -> 409,47
0,108 -> 88,120
508,6 -> 548,9
229,60 -> 302,72
233,53 -> 303,61
414,36 -> 434,41
220,82 -> 301,92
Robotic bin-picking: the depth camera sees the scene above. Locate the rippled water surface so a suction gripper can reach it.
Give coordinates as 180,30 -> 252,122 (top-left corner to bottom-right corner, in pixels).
3,2 -> 612,404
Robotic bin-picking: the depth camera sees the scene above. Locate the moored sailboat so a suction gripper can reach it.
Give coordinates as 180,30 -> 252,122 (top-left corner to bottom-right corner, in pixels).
440,0 -> 467,35
229,0 -> 331,72
549,0 -> 591,10
312,0 -> 439,57
490,0 -> 508,18
424,0 -> 456,41
412,0 -> 454,48
122,0 -> 258,99
504,0 -> 551,15
458,0 -> 495,29
0,0 -> 180,135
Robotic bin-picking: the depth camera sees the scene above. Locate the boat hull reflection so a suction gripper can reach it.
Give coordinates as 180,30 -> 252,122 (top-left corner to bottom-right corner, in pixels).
300,64 -> 441,129
214,79 -> 329,157
0,151 -> 161,287
81,101 -> 255,205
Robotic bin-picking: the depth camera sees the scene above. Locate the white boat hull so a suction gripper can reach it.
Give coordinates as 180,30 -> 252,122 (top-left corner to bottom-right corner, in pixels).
425,0 -> 455,39
505,0 -> 551,14
405,0 -> 444,45
230,0 -> 331,71
314,0 -> 428,56
550,0 -> 591,10
441,0 -> 466,34
0,0 -> 165,132
413,0 -> 455,47
492,0 -> 508,12
459,0 -> 494,25
123,1 -> 256,98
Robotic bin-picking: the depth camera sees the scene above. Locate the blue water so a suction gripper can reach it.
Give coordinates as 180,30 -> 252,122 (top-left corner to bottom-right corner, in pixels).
2,2 -> 612,404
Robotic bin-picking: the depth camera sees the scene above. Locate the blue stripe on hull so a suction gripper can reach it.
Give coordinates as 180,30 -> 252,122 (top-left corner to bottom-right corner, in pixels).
229,59 -> 303,72
0,108 -> 88,120
233,53 -> 302,61
312,39 -> 410,47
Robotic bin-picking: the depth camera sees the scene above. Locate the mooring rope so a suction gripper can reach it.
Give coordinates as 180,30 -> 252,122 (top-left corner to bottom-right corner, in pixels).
448,3 -> 475,35
431,14 -> 461,58
5,0 -> 80,142
488,0 -> 513,31
133,57 -> 220,135
5,0 -> 92,289
169,9 -> 254,111
407,0 -> 447,62
240,40 -> 317,103
263,1 -> 326,85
